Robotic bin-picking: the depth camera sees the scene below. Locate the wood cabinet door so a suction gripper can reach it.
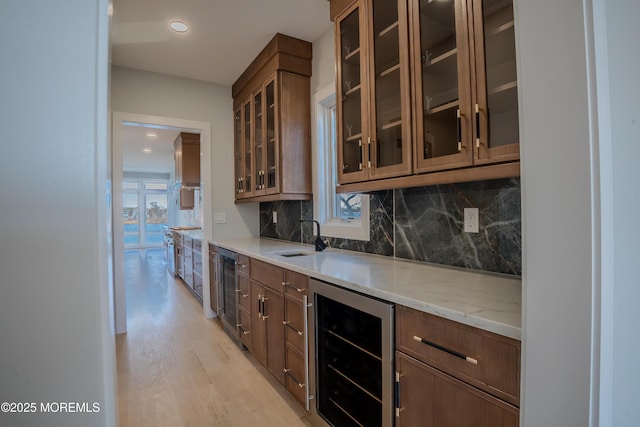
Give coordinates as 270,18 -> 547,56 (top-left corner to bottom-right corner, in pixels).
265,288 -> 285,385
366,0 -> 413,180
470,0 -> 519,165
396,351 -> 519,427
233,106 -> 244,197
250,280 -> 267,365
208,245 -> 218,313
410,0 -> 474,173
263,76 -> 279,195
336,0 -> 371,184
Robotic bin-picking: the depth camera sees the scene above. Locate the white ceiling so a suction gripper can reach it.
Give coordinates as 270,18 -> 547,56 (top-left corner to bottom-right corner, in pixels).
111,0 -> 332,85
121,125 -> 181,174
112,0 -> 332,174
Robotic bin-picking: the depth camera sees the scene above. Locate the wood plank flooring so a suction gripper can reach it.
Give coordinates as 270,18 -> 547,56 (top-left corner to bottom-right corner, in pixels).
117,249 -> 313,426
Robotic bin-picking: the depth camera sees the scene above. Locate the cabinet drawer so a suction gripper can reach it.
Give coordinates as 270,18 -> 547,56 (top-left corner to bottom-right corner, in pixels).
183,235 -> 193,247
237,254 -> 250,276
238,274 -> 251,311
284,296 -> 305,351
193,270 -> 202,288
396,351 -> 519,427
285,344 -> 306,406
396,305 -> 520,406
250,258 -> 284,292
238,307 -> 252,350
193,255 -> 203,275
283,269 -> 308,299
192,238 -> 202,253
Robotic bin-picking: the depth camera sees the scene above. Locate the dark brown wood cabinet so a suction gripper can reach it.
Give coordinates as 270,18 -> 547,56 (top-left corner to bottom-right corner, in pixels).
331,0 -> 520,193
208,244 -> 219,314
395,351 -> 519,427
249,259 -> 286,384
232,33 -> 312,203
173,132 -> 200,209
395,305 -> 520,426
282,270 -> 310,408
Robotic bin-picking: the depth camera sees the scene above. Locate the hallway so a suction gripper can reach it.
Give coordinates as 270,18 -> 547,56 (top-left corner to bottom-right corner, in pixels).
116,249 -> 312,426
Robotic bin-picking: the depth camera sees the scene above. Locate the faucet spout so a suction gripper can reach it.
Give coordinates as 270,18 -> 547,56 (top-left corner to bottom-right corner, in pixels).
300,219 -> 326,252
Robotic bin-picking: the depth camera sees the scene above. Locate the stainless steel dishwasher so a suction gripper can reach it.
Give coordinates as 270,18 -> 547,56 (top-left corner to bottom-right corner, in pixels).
308,278 -> 394,427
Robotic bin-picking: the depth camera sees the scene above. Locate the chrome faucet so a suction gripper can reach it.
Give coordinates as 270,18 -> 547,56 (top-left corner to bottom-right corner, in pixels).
300,219 -> 327,252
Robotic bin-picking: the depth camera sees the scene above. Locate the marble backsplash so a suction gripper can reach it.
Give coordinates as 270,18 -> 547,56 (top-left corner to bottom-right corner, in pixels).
260,178 -> 521,276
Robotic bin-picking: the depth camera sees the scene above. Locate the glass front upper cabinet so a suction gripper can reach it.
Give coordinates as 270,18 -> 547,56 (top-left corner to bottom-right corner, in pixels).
253,90 -> 264,193
336,0 -> 412,184
411,0 -> 473,173
234,107 -> 244,196
243,99 -> 254,197
265,77 -> 278,193
367,0 -> 412,179
472,0 -> 519,164
336,2 -> 368,184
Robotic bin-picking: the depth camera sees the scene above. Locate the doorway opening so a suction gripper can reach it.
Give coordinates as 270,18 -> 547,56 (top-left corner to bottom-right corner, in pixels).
112,112 -> 214,334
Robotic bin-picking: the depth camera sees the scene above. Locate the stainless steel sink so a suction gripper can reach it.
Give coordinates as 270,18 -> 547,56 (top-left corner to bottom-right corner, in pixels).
275,250 -> 317,258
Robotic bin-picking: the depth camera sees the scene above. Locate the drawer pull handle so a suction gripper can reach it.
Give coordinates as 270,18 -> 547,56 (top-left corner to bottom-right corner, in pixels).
283,321 -> 304,336
413,335 -> 478,365
282,282 -> 304,293
284,369 -> 305,388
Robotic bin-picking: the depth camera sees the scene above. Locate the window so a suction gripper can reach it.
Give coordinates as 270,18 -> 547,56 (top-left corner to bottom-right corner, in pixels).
122,178 -> 169,246
313,86 -> 370,241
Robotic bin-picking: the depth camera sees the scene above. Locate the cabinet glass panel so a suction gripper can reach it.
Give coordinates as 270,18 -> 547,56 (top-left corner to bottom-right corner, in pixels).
243,101 -> 252,193
265,80 -> 277,190
418,0 -> 460,160
339,8 -> 364,175
372,0 -> 403,168
482,0 -> 518,148
254,91 -> 263,191
234,109 -> 242,194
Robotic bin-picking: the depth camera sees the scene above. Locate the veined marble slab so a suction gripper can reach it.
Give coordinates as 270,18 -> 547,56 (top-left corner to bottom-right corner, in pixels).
211,237 -> 522,340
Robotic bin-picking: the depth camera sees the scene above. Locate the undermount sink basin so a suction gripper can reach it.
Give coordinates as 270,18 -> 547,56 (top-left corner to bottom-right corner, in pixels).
275,250 -> 317,258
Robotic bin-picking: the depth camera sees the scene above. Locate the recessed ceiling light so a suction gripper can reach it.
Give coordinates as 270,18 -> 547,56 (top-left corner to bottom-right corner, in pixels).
146,131 -> 157,139
143,148 -> 152,153
169,21 -> 189,33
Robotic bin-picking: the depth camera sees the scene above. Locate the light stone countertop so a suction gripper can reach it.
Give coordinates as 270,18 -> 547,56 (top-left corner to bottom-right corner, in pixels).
211,237 -> 522,340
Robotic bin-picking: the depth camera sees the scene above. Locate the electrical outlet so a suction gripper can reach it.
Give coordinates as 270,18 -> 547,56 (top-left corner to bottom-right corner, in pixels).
272,211 -> 278,224
464,208 -> 479,233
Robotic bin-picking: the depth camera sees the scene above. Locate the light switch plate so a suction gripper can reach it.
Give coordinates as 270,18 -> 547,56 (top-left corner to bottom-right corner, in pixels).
215,212 -> 226,224
464,208 -> 479,233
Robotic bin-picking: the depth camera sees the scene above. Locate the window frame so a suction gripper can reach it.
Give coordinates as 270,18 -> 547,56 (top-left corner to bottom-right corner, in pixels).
312,85 -> 370,241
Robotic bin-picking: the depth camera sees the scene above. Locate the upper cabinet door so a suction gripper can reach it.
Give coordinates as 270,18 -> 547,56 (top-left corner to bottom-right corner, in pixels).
234,107 -> 245,197
264,76 -> 279,194
336,2 -> 370,184
335,2 -> 370,183
411,0 -> 473,173
471,0 -> 519,164
242,98 -> 255,198
367,0 -> 412,180
253,88 -> 265,196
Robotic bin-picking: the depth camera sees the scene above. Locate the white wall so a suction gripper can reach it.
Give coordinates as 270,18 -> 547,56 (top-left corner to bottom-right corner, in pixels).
516,0 -> 594,425
111,66 -> 259,240
594,0 -> 640,425
311,25 -> 336,96
0,1 -> 115,426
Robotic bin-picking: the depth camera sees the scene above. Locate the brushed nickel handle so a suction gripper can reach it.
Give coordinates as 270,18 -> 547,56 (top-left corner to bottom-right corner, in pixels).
413,335 -> 478,365
282,321 -> 304,336
284,369 -> 305,388
282,282 -> 304,293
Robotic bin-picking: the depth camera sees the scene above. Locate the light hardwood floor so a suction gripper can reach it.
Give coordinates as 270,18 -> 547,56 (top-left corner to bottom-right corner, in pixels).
117,249 -> 313,426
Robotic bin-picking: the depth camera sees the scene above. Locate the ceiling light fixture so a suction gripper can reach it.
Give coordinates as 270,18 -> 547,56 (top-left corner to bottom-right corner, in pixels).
146,131 -> 157,139
169,21 -> 189,33
143,148 -> 152,153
